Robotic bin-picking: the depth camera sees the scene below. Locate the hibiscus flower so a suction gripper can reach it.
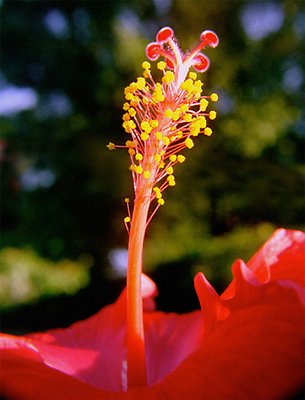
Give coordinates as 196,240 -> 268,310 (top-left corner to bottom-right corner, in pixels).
1,228 -> 304,399
1,28 -> 304,400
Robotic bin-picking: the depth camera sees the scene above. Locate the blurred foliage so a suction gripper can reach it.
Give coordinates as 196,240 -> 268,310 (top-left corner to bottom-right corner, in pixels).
1,0 -> 304,329
0,247 -> 92,309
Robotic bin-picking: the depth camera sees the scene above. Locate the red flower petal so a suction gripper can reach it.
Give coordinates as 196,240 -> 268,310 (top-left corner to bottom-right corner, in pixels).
1,229 -> 304,400
151,280 -> 304,400
144,310 -> 203,385
247,229 -> 305,286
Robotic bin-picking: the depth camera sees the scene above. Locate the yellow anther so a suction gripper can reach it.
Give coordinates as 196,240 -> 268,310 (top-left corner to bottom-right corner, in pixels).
189,72 -> 197,80
134,165 -> 143,174
143,170 -> 151,179
129,120 -> 136,130
152,83 -> 165,102
165,109 -> 173,118
180,104 -> 189,113
141,121 -> 152,133
107,142 -> 116,150
200,98 -> 209,111
166,166 -> 174,175
167,175 -> 176,186
128,107 -> 136,117
125,93 -> 134,101
211,93 -> 218,102
163,136 -> 170,146
123,120 -> 136,132
209,111 -> 217,120
190,119 -> 202,136
150,120 -> 159,128
204,127 -> 213,136
123,113 -> 130,121
193,81 -> 203,97
184,113 -> 193,122
124,198 -> 130,203
198,116 -> 207,128
177,154 -> 186,163
122,122 -> 130,132
194,80 -> 203,89
169,155 -> 177,162
180,78 -> 194,93
158,198 -> 165,205
136,77 -> 146,90
176,131 -> 183,139
124,86 -> 133,95
153,187 -> 162,199
135,153 -> 143,161
190,127 -> 200,137
154,154 -> 161,162
141,132 -> 149,141
157,61 -> 167,70
155,131 -> 163,141
130,96 -> 140,107
126,140 -> 135,147
172,110 -> 181,121
185,137 -> 194,149
143,70 -> 150,79
124,216 -> 131,223
123,102 -> 130,111
162,71 -> 174,84
129,82 -> 137,91
142,61 -> 151,69
128,148 -> 135,155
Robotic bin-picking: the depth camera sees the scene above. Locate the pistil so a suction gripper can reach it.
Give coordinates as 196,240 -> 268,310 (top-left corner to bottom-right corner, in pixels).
107,25 -> 219,390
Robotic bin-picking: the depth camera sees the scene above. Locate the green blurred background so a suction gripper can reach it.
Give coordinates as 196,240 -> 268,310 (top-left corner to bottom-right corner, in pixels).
1,0 -> 304,333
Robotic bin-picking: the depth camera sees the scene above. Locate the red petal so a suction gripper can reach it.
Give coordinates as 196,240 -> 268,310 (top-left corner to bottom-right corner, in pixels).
1,231 -> 304,399
194,272 -> 229,337
151,282 -> 305,400
247,229 -> 305,286
149,230 -> 305,398
144,310 -> 202,385
27,300 -> 126,392
0,345 -> 119,400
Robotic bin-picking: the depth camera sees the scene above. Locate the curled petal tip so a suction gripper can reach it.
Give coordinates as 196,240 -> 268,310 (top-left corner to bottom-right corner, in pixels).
200,30 -> 219,48
156,26 -> 174,43
232,259 -> 260,286
193,53 -> 210,72
194,272 -> 219,305
146,42 -> 162,61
